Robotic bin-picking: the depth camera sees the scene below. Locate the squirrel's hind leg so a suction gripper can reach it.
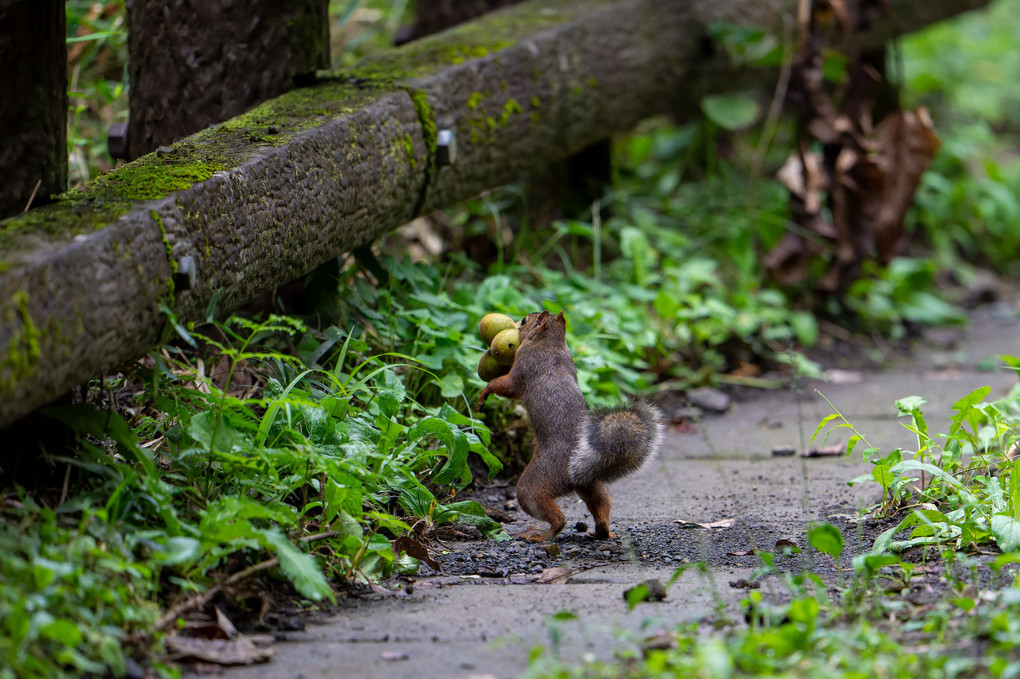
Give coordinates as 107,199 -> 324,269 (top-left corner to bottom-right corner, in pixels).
516,468 -> 567,542
576,482 -> 613,539
517,495 -> 566,543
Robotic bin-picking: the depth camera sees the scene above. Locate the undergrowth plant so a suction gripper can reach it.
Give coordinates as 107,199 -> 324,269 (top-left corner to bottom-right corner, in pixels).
1,305 -> 506,678
814,360 -> 1020,558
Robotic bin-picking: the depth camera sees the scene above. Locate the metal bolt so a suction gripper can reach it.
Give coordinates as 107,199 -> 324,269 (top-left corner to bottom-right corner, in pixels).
174,256 -> 197,291
108,122 -> 129,160
436,128 -> 457,167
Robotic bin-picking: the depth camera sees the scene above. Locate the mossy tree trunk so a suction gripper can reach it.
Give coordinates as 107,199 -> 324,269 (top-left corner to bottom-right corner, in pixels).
124,0 -> 329,160
0,1 -> 67,219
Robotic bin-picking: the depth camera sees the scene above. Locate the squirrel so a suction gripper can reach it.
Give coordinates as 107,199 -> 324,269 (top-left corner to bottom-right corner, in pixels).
475,310 -> 664,542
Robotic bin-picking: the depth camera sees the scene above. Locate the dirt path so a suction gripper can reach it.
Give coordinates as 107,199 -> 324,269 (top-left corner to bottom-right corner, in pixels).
203,302 -> 1019,679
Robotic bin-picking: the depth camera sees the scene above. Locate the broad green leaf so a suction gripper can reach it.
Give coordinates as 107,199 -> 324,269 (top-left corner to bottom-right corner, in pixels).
890,460 -> 973,498
151,537 -> 201,566
188,411 -> 247,453
895,395 -> 927,414
431,431 -> 470,486
438,372 -> 465,398
871,464 -> 896,489
700,93 -> 761,131
263,529 -> 335,603
807,522 -> 844,558
949,385 -> 991,438
40,618 -> 83,647
991,514 -> 1020,552
444,500 -> 509,540
790,311 -> 819,347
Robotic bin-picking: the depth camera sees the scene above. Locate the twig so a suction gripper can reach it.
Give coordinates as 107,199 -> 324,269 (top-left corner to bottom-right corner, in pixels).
300,530 -> 339,543
22,179 -> 41,213
155,531 -> 339,629
156,557 -> 279,630
752,13 -> 796,177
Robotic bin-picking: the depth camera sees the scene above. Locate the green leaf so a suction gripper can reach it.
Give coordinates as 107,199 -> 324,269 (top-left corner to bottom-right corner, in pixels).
890,460 -> 973,499
625,584 -> 651,610
790,311 -> 819,347
991,514 -> 1020,552
872,464 -> 896,489
444,500 -> 509,540
263,529 -> 335,603
188,411 -> 247,453
949,386 -> 991,437
151,537 -> 201,566
809,412 -> 844,444
438,372 -> 465,399
807,522 -> 844,559
895,395 -> 927,413
1010,457 -> 1020,521
40,618 -> 83,647
700,93 -> 761,131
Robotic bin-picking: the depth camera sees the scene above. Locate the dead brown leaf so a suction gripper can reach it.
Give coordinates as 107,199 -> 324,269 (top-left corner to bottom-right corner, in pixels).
675,518 -> 735,530
165,635 -> 274,666
534,566 -> 575,584
801,443 -> 843,457
393,534 -> 442,571
768,0 -> 938,292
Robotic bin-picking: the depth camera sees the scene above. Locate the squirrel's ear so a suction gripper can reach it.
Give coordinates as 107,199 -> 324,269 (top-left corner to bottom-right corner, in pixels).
555,311 -> 566,328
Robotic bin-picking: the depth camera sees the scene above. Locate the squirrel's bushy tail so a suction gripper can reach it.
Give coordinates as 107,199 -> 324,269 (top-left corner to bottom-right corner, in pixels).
569,401 -> 664,487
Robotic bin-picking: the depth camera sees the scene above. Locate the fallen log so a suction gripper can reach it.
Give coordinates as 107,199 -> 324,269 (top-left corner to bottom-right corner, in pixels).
0,0 -> 989,428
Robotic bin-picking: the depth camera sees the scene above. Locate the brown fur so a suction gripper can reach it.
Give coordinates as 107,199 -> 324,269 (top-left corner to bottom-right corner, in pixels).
475,310 -> 662,542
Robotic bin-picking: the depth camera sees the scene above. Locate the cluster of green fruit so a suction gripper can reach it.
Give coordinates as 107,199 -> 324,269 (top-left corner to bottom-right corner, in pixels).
476,313 -> 520,381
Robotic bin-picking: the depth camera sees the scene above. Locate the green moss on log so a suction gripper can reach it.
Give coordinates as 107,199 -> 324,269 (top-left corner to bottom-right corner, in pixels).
1,291 -> 41,389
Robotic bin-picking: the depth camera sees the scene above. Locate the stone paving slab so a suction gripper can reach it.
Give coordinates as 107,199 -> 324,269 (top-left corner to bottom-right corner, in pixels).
195,305 -> 1019,679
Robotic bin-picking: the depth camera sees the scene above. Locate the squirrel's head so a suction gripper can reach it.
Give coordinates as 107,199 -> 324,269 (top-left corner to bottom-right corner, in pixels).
518,309 -> 567,344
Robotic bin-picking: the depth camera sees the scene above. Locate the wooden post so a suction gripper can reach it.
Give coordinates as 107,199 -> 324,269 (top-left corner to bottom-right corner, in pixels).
124,0 -> 329,160
0,1 -> 68,218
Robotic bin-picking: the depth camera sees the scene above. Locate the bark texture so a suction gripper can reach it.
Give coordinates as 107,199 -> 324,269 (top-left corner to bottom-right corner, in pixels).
0,1 -> 67,218
125,0 -> 329,159
0,0 -> 992,428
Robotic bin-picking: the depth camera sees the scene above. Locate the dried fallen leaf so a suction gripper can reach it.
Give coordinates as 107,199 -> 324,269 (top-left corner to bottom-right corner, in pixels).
801,443 -> 843,457
534,567 -> 574,584
642,631 -> 676,652
675,518 -> 735,530
392,534 -> 441,571
729,578 -> 760,589
624,579 -> 667,603
380,650 -> 411,662
214,606 -> 238,640
775,539 -> 801,553
727,550 -> 755,557
165,635 -> 274,666
823,369 -> 865,385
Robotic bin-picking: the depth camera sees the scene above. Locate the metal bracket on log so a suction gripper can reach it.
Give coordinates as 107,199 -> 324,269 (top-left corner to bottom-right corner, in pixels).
0,0 -> 990,428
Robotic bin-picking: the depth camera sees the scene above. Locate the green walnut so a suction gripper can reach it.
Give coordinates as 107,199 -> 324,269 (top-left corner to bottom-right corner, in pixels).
490,327 -> 520,365
477,348 -> 511,382
478,313 -> 517,346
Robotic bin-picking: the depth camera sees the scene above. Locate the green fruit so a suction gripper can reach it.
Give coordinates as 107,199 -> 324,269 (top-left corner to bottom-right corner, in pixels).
477,349 -> 511,382
478,313 -> 517,346
491,327 -> 520,365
